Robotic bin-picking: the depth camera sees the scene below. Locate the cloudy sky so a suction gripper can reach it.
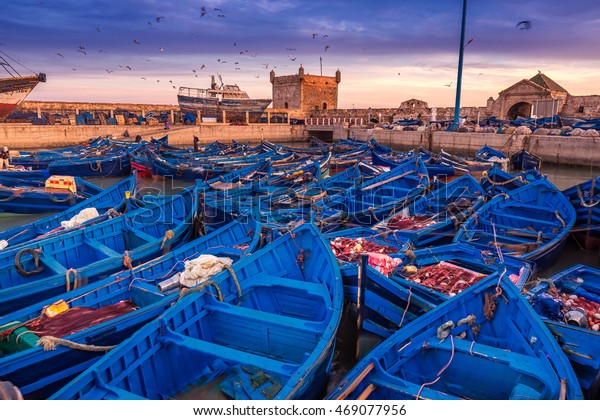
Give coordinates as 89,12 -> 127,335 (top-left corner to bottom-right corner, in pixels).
2,0 -> 600,108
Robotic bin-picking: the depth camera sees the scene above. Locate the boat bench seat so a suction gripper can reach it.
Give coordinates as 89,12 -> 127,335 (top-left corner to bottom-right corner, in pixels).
123,224 -> 159,243
158,329 -> 299,376
83,238 -> 122,258
243,275 -> 332,307
434,337 -> 556,387
206,299 -> 328,332
490,211 -> 562,228
370,373 -> 462,400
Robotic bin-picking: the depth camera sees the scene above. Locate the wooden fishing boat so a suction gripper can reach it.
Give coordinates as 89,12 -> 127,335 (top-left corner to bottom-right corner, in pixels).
475,145 -> 510,170
439,149 -> 496,175
0,190 -> 196,316
510,149 -> 542,171
371,145 -> 455,179
47,149 -> 132,177
525,264 -> 600,398
562,176 -> 600,249
0,175 -> 103,214
480,166 -> 544,197
325,227 -> 411,303
50,222 -> 343,400
0,175 -> 136,250
0,168 -> 50,180
313,156 -> 429,232
373,174 -> 486,246
453,178 -> 576,272
327,274 -> 584,400
0,213 -> 261,399
390,243 -> 532,308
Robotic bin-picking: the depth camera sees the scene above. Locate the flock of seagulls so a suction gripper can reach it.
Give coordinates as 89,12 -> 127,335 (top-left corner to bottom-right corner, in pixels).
47,2 -> 534,90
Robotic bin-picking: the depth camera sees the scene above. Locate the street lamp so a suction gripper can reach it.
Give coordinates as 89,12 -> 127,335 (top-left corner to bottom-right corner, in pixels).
448,0 -> 468,132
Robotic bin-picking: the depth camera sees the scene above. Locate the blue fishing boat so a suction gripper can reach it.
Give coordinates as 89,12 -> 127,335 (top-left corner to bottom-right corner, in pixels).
453,178 -> 576,271
374,174 -> 486,246
50,222 -> 343,400
510,149 -> 542,171
0,213 -> 261,399
526,264 -> 600,398
562,176 -> 600,249
0,168 -> 50,180
0,190 -> 196,315
0,175 -> 136,250
475,144 -> 509,170
327,274 -> 584,400
480,166 -> 544,197
314,156 -> 429,232
326,227 -> 411,303
390,243 -> 532,308
0,175 -> 103,214
47,149 -> 132,177
439,149 -> 497,175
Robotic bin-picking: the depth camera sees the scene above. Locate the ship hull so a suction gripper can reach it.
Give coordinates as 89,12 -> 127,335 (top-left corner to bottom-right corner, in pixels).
0,75 -> 43,122
178,95 -> 272,117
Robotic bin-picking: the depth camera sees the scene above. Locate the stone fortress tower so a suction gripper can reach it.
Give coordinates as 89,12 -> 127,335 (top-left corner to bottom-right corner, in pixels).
270,66 -> 341,116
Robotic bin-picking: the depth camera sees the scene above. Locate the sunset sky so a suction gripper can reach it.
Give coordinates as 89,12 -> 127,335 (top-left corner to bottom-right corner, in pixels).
2,0 -> 600,109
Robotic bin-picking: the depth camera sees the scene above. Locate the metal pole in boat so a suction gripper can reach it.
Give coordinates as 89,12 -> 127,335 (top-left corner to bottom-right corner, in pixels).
356,254 -> 369,360
448,0 -> 468,132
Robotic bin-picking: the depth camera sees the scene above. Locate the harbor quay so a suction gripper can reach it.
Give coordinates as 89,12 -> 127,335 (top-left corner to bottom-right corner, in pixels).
0,121 -> 598,168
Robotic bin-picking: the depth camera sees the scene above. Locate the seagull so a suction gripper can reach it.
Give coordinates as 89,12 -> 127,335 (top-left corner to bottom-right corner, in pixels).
312,33 -> 318,39
516,20 -> 532,30
200,64 -> 206,69
98,49 -> 107,54
133,39 -> 141,45
286,48 -> 296,51
217,14 -> 225,18
192,69 -> 196,73
105,69 -> 112,73
289,57 -> 297,61
214,8 -> 223,11
322,34 -> 329,38
56,53 -> 64,58
444,82 -> 453,87
255,74 -> 260,78
200,6 -> 207,16
465,38 -> 474,47
324,45 -> 330,52
159,47 -> 164,52
77,50 -> 87,55
156,16 -> 165,22
141,77 -> 146,80
96,27 -> 101,32
126,66 -> 132,70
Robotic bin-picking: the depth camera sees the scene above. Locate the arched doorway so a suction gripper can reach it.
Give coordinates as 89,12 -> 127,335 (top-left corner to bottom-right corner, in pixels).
507,102 -> 532,120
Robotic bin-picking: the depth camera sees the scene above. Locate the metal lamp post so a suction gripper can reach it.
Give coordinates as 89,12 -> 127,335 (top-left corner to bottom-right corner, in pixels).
448,0 -> 468,132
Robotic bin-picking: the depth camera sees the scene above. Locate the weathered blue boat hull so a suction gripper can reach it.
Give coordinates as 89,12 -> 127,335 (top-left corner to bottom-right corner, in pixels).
50,223 -> 343,400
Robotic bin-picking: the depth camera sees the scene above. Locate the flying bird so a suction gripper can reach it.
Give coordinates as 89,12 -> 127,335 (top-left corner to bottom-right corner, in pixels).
77,50 -> 87,55
126,66 -> 132,70
214,8 -> 223,11
217,14 -> 225,18
141,77 -> 146,80
200,64 -> 206,69
444,82 -> 453,87
133,39 -> 141,45
98,49 -> 107,53
78,45 -> 86,50
324,45 -> 330,52
255,74 -> 260,78
156,16 -> 165,22
200,6 -> 207,16
159,47 -> 165,52
516,20 -> 532,30
56,52 -> 64,58
465,38 -> 474,47
96,27 -> 101,32
312,33 -> 318,39
322,34 -> 328,38
105,69 -> 113,73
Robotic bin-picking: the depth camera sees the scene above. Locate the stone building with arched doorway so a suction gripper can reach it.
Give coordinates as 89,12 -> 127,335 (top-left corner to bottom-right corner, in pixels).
487,73 -> 569,120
